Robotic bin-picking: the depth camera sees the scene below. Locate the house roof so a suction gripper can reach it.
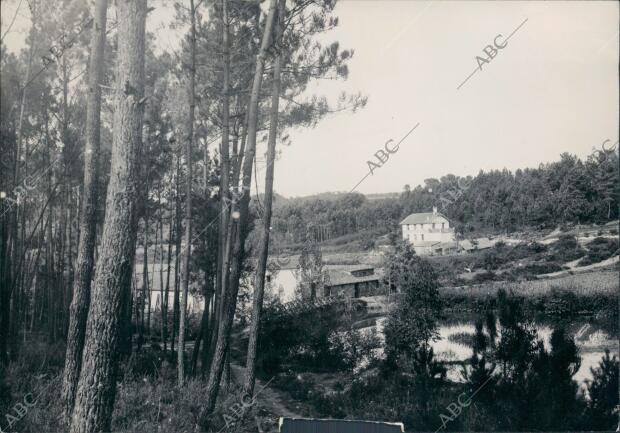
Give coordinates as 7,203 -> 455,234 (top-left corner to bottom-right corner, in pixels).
399,211 -> 449,225
326,268 -> 382,287
279,418 -> 404,433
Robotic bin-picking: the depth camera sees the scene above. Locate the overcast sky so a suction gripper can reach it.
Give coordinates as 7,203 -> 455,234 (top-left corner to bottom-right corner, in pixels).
2,1 -> 618,198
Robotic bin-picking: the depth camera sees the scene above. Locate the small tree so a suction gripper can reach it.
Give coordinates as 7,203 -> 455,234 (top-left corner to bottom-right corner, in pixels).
383,243 -> 443,364
295,235 -> 329,300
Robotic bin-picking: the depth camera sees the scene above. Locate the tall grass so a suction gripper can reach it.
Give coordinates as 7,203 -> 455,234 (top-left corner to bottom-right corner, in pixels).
440,270 -> 619,314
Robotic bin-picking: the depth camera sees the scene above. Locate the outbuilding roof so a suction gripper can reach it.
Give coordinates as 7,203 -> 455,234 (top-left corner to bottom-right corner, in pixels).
326,268 -> 382,287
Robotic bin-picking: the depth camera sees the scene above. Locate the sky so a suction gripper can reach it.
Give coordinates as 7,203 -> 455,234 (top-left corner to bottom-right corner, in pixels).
2,0 -> 618,198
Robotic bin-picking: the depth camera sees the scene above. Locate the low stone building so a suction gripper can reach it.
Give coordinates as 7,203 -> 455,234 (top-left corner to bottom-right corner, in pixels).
321,265 -> 383,298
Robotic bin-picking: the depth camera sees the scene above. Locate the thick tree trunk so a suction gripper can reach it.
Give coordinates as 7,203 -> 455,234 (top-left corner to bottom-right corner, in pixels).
61,0 -> 108,418
244,0 -> 285,396
201,0 -> 278,419
177,0 -> 197,386
69,1 -> 146,431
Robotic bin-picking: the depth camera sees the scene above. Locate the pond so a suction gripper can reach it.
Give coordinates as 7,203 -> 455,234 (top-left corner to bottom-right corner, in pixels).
375,315 -> 618,388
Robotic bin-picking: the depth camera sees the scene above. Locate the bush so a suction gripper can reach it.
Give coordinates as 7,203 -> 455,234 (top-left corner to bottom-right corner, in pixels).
529,242 -> 547,253
328,327 -> 381,371
578,237 -> 619,266
522,262 -> 562,275
544,288 -> 580,316
547,235 -> 586,262
472,271 -> 498,283
257,298 -> 365,373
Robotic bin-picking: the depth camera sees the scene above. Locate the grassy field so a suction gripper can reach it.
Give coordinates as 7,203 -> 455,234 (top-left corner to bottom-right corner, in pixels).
441,269 -> 618,298
438,269 -> 619,314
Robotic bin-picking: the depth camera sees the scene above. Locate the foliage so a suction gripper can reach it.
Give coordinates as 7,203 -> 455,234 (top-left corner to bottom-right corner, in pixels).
383,243 -> 443,363
256,298 -> 371,373
579,236 -> 619,266
294,236 -> 330,299
583,349 -> 620,430
457,293 -> 586,431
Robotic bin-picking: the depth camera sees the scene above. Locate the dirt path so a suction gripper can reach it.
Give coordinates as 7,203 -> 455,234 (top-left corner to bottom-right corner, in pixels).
539,255 -> 619,278
230,364 -> 304,419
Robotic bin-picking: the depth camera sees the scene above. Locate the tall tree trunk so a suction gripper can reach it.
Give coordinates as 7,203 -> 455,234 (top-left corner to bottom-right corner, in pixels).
177,0 -> 197,386
201,0 -> 278,419
171,155 -> 181,352
215,0 -> 232,346
6,0 -> 38,363
140,221 -> 149,348
163,216 -> 173,352
244,0 -> 284,396
69,1 -> 146,431
62,0 -> 108,418
158,185 -> 165,350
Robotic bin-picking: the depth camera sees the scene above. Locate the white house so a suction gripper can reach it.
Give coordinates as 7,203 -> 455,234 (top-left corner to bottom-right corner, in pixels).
399,207 -> 456,255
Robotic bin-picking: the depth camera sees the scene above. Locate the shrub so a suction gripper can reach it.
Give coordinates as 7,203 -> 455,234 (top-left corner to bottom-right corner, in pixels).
472,271 -> 498,283
529,242 -> 547,253
257,298 -> 364,373
544,288 -> 580,316
578,237 -> 619,266
547,235 -> 586,262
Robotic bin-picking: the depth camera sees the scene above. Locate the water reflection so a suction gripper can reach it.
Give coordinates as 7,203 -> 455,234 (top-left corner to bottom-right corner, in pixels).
432,316 -> 618,386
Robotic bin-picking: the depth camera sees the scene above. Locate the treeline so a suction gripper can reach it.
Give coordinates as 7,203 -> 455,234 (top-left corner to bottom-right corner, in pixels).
270,149 -> 619,242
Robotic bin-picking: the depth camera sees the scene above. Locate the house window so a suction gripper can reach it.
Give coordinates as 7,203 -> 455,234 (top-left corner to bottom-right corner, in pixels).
432,223 -> 436,229
442,222 -> 445,229
413,234 -> 417,240
421,234 -> 424,241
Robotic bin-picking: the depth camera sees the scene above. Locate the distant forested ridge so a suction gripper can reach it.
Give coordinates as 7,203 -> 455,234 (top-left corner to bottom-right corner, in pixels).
270,150 -> 619,243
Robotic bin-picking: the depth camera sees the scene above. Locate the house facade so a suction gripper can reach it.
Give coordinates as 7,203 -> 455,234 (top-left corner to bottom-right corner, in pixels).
400,207 -> 456,255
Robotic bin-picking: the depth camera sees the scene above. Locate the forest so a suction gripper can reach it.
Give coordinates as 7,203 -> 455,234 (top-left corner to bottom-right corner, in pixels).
0,0 -> 366,431
269,148 -> 619,245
